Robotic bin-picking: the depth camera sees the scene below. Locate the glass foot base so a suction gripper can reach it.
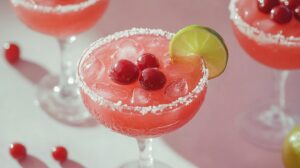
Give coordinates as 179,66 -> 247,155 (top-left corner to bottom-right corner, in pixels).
237,104 -> 296,150
36,75 -> 96,127
120,161 -> 172,168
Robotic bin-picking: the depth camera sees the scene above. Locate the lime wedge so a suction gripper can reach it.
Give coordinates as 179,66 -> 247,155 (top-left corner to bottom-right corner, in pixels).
169,25 -> 228,79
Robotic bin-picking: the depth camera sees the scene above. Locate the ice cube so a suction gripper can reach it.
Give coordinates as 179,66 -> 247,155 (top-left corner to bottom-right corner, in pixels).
93,82 -> 129,101
164,62 -> 195,78
161,52 -> 171,68
82,57 -> 105,85
255,19 -> 275,33
113,39 -> 144,62
164,78 -> 189,99
135,35 -> 146,41
131,88 -> 151,105
148,38 -> 161,48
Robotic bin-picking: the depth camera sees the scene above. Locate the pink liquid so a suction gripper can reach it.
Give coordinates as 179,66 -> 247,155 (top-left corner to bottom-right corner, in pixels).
231,0 -> 300,69
79,30 -> 207,138
11,0 -> 109,38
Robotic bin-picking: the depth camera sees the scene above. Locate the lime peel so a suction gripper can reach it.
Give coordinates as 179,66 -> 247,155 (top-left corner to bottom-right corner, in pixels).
169,25 -> 228,79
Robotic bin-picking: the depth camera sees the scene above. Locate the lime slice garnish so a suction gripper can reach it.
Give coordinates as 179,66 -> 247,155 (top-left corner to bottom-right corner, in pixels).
169,25 -> 228,79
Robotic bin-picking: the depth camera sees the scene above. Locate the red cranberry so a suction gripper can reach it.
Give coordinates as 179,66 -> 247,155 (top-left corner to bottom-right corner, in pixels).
109,59 -> 139,85
295,6 -> 300,21
257,0 -> 280,13
139,68 -> 166,90
137,53 -> 159,70
270,5 -> 293,24
3,43 -> 20,64
52,146 -> 68,163
280,0 -> 300,10
10,143 -> 27,160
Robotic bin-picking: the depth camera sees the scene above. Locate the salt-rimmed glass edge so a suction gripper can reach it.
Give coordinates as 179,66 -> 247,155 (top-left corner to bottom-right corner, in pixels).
229,0 -> 300,47
10,0 -> 101,13
77,27 -> 209,115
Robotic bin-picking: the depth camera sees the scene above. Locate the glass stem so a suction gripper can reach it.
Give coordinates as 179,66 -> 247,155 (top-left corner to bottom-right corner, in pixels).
258,70 -> 292,128
276,70 -> 289,110
137,138 -> 154,168
57,36 -> 77,98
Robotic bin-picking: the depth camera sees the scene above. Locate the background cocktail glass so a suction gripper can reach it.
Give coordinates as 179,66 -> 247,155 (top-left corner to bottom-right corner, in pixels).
78,28 -> 208,168
229,0 -> 300,150
10,0 -> 109,124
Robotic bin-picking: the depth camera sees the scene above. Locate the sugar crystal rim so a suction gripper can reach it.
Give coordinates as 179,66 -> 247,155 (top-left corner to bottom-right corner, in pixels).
10,0 -> 100,13
77,28 -> 208,115
229,0 -> 300,46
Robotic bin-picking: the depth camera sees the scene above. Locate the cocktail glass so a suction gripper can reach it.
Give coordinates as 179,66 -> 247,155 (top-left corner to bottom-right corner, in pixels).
10,0 -> 109,124
229,0 -> 300,150
77,28 -> 208,167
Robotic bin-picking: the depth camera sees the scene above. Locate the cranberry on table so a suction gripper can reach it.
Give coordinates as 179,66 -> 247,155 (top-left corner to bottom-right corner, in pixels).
137,53 -> 159,70
109,59 -> 139,85
295,6 -> 300,21
257,0 -> 280,13
139,68 -> 166,90
280,0 -> 300,10
3,43 -> 20,64
10,143 -> 27,160
52,146 -> 68,163
270,5 -> 293,24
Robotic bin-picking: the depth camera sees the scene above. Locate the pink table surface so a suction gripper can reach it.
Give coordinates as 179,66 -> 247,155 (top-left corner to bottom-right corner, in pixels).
1,0 -> 300,168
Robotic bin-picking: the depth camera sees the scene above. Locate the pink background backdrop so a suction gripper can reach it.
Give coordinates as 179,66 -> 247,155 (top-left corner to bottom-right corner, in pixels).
1,0 -> 300,167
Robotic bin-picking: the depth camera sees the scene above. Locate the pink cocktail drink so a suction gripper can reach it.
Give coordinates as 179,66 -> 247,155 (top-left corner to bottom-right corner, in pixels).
11,0 -> 109,38
78,28 -> 208,138
230,0 -> 300,69
9,0 -> 109,124
229,0 -> 300,150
